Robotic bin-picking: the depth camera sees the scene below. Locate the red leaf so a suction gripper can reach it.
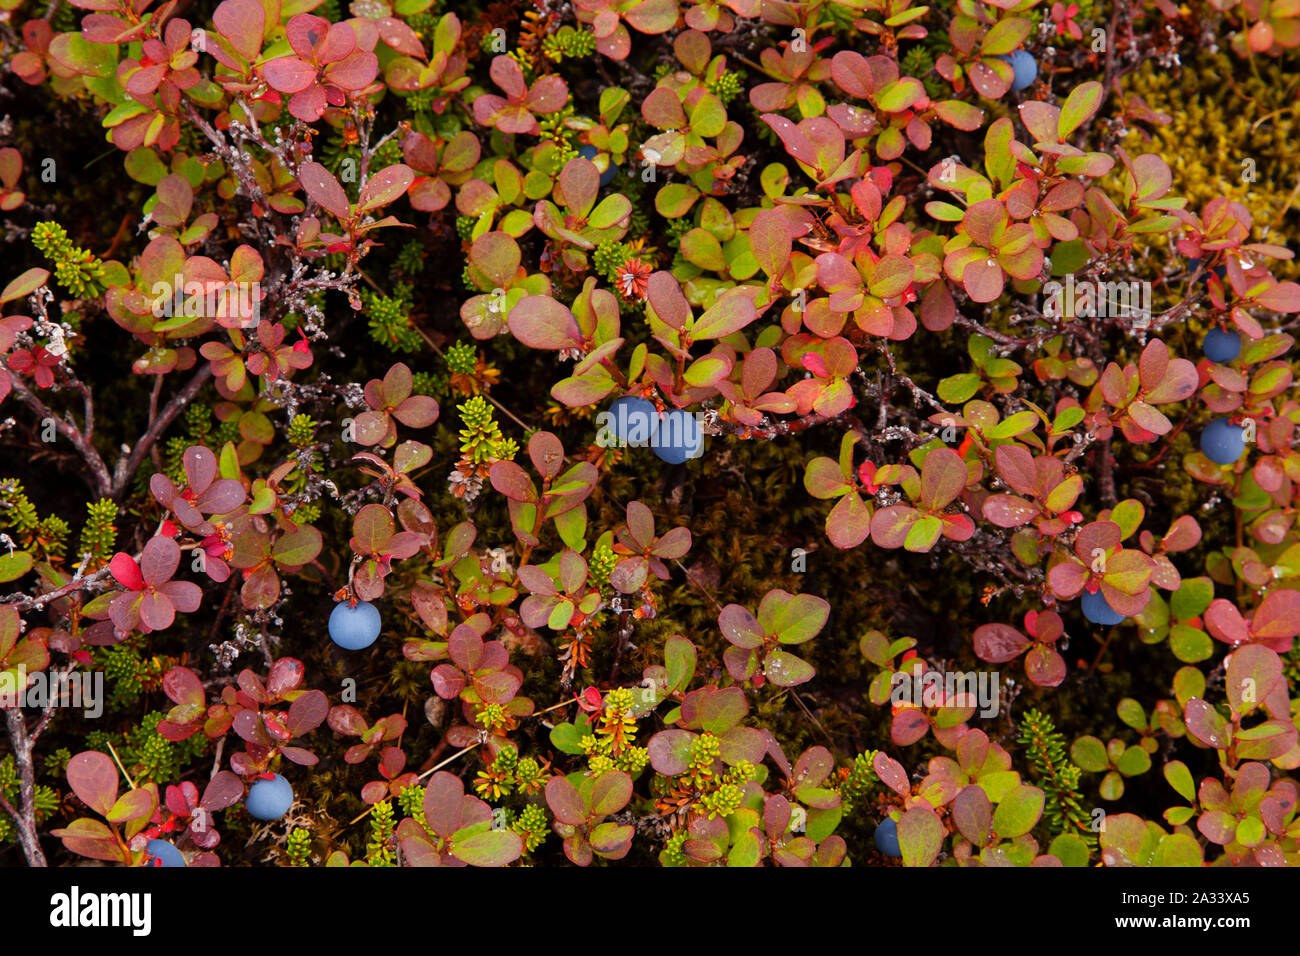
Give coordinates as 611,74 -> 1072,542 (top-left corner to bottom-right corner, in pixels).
109,552 -> 144,591
298,161 -> 351,220
66,751 -> 119,816
972,623 -> 1030,663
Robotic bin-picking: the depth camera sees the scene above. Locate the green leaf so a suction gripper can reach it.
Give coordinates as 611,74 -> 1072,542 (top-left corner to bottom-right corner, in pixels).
1170,577 -> 1214,620
897,807 -> 943,867
1152,832 -> 1203,867
451,828 -> 523,867
1058,82 -> 1103,140
1163,760 -> 1195,802
665,635 -> 696,694
937,372 -> 981,404
1115,746 -> 1151,778
1048,833 -> 1090,867
1116,698 -> 1146,732
0,550 -> 34,583
1070,735 -> 1108,772
991,784 -> 1044,838
548,712 -> 592,754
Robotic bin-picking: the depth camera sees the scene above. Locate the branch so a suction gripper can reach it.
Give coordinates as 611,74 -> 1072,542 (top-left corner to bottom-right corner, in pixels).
0,564 -> 114,613
111,364 -> 214,499
3,367 -> 113,498
2,709 -> 48,866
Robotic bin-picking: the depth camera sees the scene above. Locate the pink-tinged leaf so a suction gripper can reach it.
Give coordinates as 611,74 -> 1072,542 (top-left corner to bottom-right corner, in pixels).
983,494 -> 1037,528
200,771 -> 244,811
749,209 -> 792,277
1251,589 -> 1300,643
287,690 -> 329,736
213,0 -> 265,62
1184,698 -> 1230,749
488,54 -> 527,100
376,17 -> 424,57
1226,644 -> 1283,713
646,271 -> 692,330
0,268 -> 50,306
1204,599 -> 1249,645
962,257 -> 1005,303
1143,359 -> 1198,405
139,592 -> 176,632
262,56 -> 316,94
508,295 -> 582,350
139,536 -> 181,586
952,785 -> 993,844
159,581 -> 201,615
489,461 -> 538,503
1254,281 -> 1300,313
351,503 -> 396,555
324,50 -> 378,91
51,818 -> 123,862
392,395 -> 438,429
1024,645 -> 1066,686
358,164 -> 414,211
648,729 -> 694,775
872,752 -> 910,797
891,707 -> 930,745
871,505 -> 918,549
590,770 -> 633,816
421,771 -> 467,837
526,74 -> 568,115
972,623 -> 1030,663
298,162 -> 351,220
545,775 -> 588,826
67,751 -> 119,816
826,491 -> 871,549
920,447 -> 966,509
162,666 -> 204,708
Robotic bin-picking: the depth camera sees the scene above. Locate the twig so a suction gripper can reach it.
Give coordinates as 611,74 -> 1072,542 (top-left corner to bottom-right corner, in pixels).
112,365 -> 214,499
3,366 -> 113,497
2,710 -> 47,866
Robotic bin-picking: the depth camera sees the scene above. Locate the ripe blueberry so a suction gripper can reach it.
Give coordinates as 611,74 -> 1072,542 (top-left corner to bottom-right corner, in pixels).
245,773 -> 293,821
1081,588 -> 1125,626
997,50 -> 1037,92
1200,418 -> 1245,465
606,395 -> 658,448
1202,328 -> 1241,363
874,817 -> 901,857
651,409 -> 703,464
329,600 -> 382,650
145,839 -> 186,867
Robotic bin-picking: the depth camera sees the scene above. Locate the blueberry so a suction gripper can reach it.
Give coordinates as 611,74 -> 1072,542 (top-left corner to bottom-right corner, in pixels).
144,839 -> 186,868
329,600 -> 382,650
1202,328 -> 1241,364
874,817 -> 901,857
997,50 -> 1037,92
650,409 -> 703,464
578,145 -> 616,187
1200,417 -> 1246,465
1081,588 -> 1125,626
606,395 -> 658,448
245,773 -> 293,821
